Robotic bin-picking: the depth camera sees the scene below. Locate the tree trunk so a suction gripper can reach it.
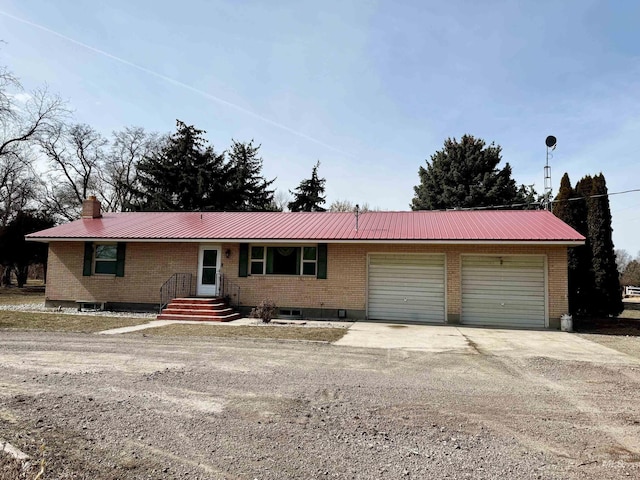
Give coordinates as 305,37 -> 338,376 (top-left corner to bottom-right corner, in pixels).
16,265 -> 29,288
1,265 -> 13,286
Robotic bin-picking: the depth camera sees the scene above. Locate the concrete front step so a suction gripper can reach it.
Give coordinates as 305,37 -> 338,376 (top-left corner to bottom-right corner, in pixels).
161,307 -> 236,317
165,302 -> 226,310
158,297 -> 240,322
171,297 -> 224,305
157,313 -> 241,322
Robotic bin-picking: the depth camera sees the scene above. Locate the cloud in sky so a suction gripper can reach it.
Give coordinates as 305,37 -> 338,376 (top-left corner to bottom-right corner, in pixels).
0,0 -> 639,253
8,91 -> 31,103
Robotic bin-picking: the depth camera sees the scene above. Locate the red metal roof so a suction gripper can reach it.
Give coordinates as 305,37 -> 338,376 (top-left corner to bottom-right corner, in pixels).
26,210 -> 585,244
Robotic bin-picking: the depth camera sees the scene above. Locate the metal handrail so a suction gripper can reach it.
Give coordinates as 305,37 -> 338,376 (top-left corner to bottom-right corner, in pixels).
219,272 -> 241,308
159,273 -> 194,312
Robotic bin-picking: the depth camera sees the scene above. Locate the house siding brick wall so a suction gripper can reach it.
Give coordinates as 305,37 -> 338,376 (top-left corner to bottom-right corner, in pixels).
46,241 -> 569,327
46,242 -> 198,306
222,242 -> 569,327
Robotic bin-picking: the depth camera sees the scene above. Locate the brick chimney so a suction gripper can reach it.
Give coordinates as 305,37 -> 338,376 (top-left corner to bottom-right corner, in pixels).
81,196 -> 102,219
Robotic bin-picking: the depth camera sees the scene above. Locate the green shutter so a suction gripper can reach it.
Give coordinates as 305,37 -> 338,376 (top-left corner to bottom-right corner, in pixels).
83,242 -> 93,276
115,242 -> 126,277
266,247 -> 274,274
317,243 -> 327,279
239,243 -> 249,277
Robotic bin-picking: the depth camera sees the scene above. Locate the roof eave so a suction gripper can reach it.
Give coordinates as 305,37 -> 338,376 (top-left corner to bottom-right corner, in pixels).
26,237 -> 586,246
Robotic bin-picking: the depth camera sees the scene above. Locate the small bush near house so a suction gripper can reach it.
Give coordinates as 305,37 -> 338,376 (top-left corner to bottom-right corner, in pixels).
251,299 -> 278,323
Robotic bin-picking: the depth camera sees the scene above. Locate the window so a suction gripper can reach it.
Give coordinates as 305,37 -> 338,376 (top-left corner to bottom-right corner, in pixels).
94,244 -> 117,274
83,242 -> 126,277
250,246 -> 264,274
249,245 -> 317,276
302,246 -> 317,276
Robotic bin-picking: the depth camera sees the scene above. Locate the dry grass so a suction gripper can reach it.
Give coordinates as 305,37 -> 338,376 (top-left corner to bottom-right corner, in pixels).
0,287 -> 45,305
0,311 -> 146,333
139,323 -> 348,343
619,309 -> 640,320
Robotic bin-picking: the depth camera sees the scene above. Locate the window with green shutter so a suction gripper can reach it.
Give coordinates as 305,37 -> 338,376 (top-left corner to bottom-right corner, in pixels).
83,242 -> 126,276
247,245 -> 323,276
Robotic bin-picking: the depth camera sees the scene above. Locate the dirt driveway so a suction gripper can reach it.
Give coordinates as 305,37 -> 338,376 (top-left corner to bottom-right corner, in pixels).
1,330 -> 640,479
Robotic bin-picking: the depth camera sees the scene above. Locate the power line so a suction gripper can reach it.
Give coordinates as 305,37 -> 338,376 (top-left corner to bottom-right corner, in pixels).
551,188 -> 640,204
449,188 -> 640,211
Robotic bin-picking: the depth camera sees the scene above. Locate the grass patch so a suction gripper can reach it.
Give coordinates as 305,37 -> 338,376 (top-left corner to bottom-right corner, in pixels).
0,287 -> 45,305
0,310 -> 147,333
619,309 -> 640,320
139,323 -> 348,343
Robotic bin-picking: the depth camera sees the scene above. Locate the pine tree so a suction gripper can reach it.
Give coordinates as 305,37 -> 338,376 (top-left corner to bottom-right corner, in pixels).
224,140 -> 276,211
288,161 -> 326,212
411,134 -> 524,210
587,174 -> 623,316
133,120 -> 227,211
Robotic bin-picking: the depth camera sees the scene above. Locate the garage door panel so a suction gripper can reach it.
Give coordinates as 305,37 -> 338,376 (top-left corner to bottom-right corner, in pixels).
368,309 -> 444,322
462,255 -> 546,328
369,255 -> 444,266
368,254 -> 445,323
463,272 -> 544,282
462,305 -> 544,316
370,284 -> 445,295
463,283 -> 545,293
463,288 -> 544,303
462,299 -> 545,308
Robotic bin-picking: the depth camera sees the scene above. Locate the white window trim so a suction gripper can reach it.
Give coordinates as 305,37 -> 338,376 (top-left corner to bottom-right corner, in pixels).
249,244 -> 317,276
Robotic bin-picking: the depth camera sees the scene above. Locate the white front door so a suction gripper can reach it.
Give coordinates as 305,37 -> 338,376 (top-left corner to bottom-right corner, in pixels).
197,245 -> 221,296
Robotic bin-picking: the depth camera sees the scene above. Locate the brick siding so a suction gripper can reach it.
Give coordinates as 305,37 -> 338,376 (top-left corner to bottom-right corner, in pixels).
46,241 -> 569,326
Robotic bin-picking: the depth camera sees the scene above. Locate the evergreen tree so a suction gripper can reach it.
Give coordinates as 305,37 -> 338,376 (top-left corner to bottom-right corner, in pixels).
133,121 -> 227,211
587,174 -> 623,316
573,175 -> 596,315
0,210 -> 54,287
288,161 -> 326,212
224,140 -> 276,211
552,173 -> 574,224
553,173 -> 589,314
411,134 -> 524,210
554,172 -> 623,317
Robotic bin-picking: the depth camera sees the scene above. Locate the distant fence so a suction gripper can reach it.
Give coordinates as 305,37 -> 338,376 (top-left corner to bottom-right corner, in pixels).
625,286 -> 640,296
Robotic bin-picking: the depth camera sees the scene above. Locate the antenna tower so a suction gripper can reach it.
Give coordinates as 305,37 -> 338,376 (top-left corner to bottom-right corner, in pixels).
544,136 -> 556,210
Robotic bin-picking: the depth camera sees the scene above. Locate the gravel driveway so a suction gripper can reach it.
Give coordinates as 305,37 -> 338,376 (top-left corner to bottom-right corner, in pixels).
1,331 -> 639,479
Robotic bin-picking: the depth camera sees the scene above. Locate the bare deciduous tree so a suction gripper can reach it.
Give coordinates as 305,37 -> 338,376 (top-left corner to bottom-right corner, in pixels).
1,65 -> 67,224
100,127 -> 161,211
329,199 -> 378,212
272,189 -> 291,212
39,123 -> 106,220
0,148 -> 39,226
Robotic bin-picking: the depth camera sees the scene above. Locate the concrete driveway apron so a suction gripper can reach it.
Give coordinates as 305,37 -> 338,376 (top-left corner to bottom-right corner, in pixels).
335,322 -> 639,364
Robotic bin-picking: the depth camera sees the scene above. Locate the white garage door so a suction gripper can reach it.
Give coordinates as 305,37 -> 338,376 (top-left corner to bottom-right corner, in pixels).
368,254 -> 445,323
461,256 -> 546,328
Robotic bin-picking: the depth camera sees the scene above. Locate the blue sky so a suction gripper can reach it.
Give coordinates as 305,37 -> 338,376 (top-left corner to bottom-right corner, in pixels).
1,0 -> 639,254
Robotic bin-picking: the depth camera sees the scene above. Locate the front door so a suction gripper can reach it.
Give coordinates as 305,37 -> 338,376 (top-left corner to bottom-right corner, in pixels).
197,245 -> 221,296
